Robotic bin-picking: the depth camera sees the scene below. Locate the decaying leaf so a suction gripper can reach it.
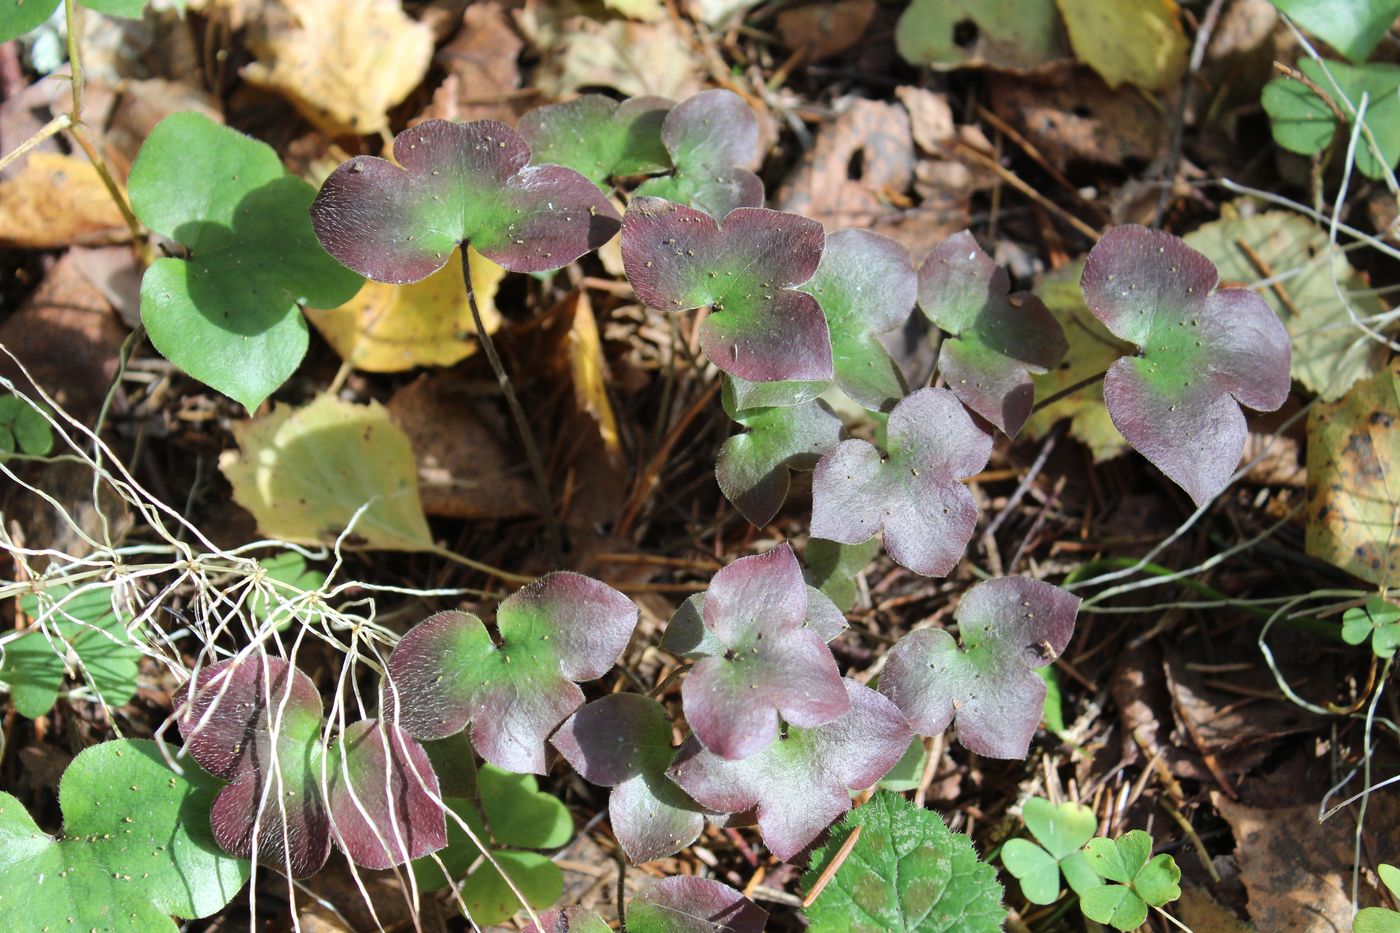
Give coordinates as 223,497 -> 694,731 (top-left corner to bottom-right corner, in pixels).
1054,0 -> 1188,90
0,153 -> 128,248
566,291 -> 623,456
895,0 -> 1069,72
520,5 -> 703,102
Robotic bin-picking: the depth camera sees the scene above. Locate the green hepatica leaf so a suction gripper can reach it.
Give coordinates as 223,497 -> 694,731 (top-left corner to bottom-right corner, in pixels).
0,739 -> 250,931
633,89 -> 765,218
6,584 -> 140,719
668,678 -> 911,862
552,693 -> 704,863
382,572 -> 639,773
669,544 -> 849,760
1080,832 -> 1181,931
717,385 -> 844,527
1356,865 -> 1400,933
129,112 -> 362,412
177,656 -> 445,876
1000,798 -> 1100,904
1082,225 -> 1292,506
1,0 -> 145,44
1270,0 -> 1400,63
920,231 -> 1067,436
519,93 -> 672,189
880,577 -> 1080,758
311,119 -> 621,285
810,387 -> 992,577
628,876 -> 768,933
1342,597 -> 1400,658
804,536 -> 881,612
1262,58 -> 1400,181
802,792 -> 1005,933
1184,208 -> 1388,401
621,196 -> 832,386
800,228 -> 917,412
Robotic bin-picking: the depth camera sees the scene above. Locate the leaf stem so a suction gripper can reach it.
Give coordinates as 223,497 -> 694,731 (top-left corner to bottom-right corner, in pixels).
460,246 -> 562,560
1028,368 -> 1109,415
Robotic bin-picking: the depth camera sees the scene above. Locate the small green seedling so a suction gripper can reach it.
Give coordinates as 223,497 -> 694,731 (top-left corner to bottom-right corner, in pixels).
1079,830 -> 1182,931
0,394 -> 54,457
1355,863 -> 1400,932
1000,798 -> 1101,904
1342,596 -> 1400,658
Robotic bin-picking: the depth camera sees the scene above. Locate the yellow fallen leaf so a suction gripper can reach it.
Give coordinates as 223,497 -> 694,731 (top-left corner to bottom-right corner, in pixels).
219,393 -> 434,551
0,153 -> 128,249
1055,0 -> 1188,90
304,247 -> 506,373
567,291 -> 621,456
603,0 -> 665,21
242,0 -> 434,135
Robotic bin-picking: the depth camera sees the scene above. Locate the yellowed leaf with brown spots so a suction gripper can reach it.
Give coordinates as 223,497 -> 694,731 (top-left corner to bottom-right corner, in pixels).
0,154 -> 128,248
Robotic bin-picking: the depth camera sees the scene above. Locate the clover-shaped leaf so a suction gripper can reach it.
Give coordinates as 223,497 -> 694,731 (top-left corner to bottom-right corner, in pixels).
381,572 -> 639,773
629,876 -> 769,933
1079,831 -> 1181,931
665,544 -> 849,760
552,693 -> 704,863
797,228 -> 917,412
1262,59 -> 1400,181
716,387 -> 844,527
413,765 -> 571,925
668,678 -> 912,862
1342,597 -> 1400,659
129,112 -> 363,412
621,196 -> 831,387
633,89 -> 764,217
810,387 -> 992,577
519,94 -> 672,189
880,577 -> 1079,758
920,231 -> 1067,435
0,394 -> 53,456
1000,798 -> 1101,904
1081,225 -> 1292,506
311,119 -> 621,285
802,792 -> 1006,933
177,655 -> 446,876
5,584 -> 141,719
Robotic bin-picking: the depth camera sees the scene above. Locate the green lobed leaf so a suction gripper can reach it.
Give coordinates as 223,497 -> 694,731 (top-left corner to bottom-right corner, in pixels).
0,395 -> 55,456
877,737 -> 928,792
633,89 -> 764,217
801,792 -> 1005,933
129,112 -> 363,412
518,93 -> 672,189
1356,906 -> 1400,933
1001,798 -> 1101,905
1261,58 -> 1400,180
1342,597 -> 1400,658
803,536 -> 881,612
1079,832 -> 1181,931
1269,0 -> 1400,63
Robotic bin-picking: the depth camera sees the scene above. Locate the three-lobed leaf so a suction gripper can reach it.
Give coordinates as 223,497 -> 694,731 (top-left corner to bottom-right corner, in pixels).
879,577 -> 1079,758
716,388 -> 844,528
1261,57 -> 1400,181
633,89 -> 765,218
519,93 -> 672,189
1342,597 -> 1400,658
1078,831 -> 1181,931
0,394 -> 54,456
1081,225 -> 1291,506
999,798 -> 1101,904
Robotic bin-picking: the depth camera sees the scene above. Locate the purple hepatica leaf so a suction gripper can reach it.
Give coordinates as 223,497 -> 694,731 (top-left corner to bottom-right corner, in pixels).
325,720 -> 447,870
518,94 -> 672,190
621,196 -> 831,385
880,577 -> 1079,759
919,231 -> 1068,436
1081,225 -> 1292,506
668,679 -> 911,862
381,572 -> 639,774
176,656 -> 332,877
810,387 -> 993,577
633,88 -> 765,218
551,693 -> 704,863
670,544 -> 849,760
663,582 -> 847,658
310,119 -> 621,284
801,228 -> 917,412
628,876 -> 769,933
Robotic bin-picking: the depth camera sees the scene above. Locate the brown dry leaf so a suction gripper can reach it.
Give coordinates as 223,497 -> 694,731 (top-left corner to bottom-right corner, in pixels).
106,78 -> 222,166
987,69 -> 1167,168
0,153 -> 128,248
1175,885 -> 1254,933
242,0 -> 434,136
419,2 -> 526,126
304,247 -> 505,373
566,291 -> 622,457
776,0 -> 878,61
896,85 -> 956,153
386,373 -> 537,520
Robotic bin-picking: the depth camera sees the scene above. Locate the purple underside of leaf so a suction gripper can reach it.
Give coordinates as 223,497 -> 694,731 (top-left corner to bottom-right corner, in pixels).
309,119 -> 620,284
1081,225 -> 1291,505
632,876 -> 769,933
326,720 -> 447,870
810,387 -> 992,577
879,577 -> 1079,759
667,679 -> 912,862
619,197 -> 832,383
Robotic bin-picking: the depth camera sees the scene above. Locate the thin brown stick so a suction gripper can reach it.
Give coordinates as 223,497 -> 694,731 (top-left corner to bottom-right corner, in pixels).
976,105 -> 1109,226
802,824 -> 862,907
1232,237 -> 1304,319
1028,369 -> 1109,415
953,141 -> 1103,242
615,379 -> 722,538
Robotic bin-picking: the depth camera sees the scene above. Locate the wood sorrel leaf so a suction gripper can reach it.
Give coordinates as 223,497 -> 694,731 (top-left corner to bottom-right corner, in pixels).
919,231 -> 1067,435
129,112 -> 363,412
1001,798 -> 1101,904
381,572 -> 639,773
552,694 -> 704,863
0,739 -> 250,931
7,584 -> 140,719
311,119 -> 621,284
802,792 -> 1006,933
632,88 -> 764,217
716,385 -> 844,527
621,196 -> 831,385
628,876 -> 769,933
668,544 -> 849,760
1262,59 -> 1400,180
1081,225 -> 1291,506
799,228 -> 917,412
1342,597 -> 1400,659
667,678 -> 912,862
519,94 -> 672,189
879,577 -> 1079,758
1079,832 -> 1181,931
810,387 -> 992,577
